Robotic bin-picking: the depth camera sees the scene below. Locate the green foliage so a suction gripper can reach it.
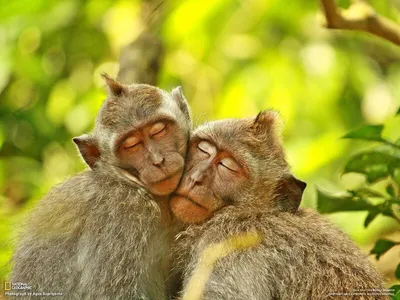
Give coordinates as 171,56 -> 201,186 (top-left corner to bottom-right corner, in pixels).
1,0 -> 400,287
395,264 -> 400,280
370,239 -> 399,260
342,125 -> 384,142
364,209 -> 380,228
317,189 -> 372,214
391,285 -> 400,300
343,152 -> 400,183
317,122 -> 400,282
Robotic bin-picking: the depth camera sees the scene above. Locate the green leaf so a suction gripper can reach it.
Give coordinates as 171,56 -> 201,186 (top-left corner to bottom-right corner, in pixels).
370,239 -> 399,260
377,202 -> 397,219
396,106 -> 400,115
342,125 -> 384,142
344,151 -> 400,183
363,201 -> 398,226
364,209 -> 379,228
354,188 -> 384,198
391,285 -> 400,300
396,264 -> 400,280
387,184 -> 396,197
393,169 -> 400,185
316,189 -> 371,214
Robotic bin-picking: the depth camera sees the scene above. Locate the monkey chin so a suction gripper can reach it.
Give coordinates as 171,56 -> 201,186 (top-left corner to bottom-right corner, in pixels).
148,171 -> 183,196
170,196 -> 212,224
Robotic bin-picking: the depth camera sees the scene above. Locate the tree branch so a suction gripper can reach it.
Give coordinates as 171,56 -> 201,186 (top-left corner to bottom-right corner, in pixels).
320,0 -> 400,46
117,0 -> 164,85
117,32 -> 163,85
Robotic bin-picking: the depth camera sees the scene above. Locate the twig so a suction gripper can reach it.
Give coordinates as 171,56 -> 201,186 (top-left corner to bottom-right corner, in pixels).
383,139 -> 400,151
320,0 -> 400,46
117,0 -> 164,85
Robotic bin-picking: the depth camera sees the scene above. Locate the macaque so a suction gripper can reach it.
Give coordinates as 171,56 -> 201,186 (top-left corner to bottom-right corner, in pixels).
169,111 -> 388,300
10,74 -> 191,300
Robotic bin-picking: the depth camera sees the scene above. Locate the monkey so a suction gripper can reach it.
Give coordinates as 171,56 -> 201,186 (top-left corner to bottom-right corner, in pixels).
168,111 -> 388,300
9,74 -> 192,300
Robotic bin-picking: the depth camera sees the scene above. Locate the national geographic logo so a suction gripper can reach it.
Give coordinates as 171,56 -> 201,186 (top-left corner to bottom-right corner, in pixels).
4,281 -> 32,291
3,281 -> 63,297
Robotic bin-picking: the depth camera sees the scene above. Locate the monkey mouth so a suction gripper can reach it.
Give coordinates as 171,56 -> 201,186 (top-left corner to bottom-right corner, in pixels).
169,194 -> 211,224
147,169 -> 183,196
172,193 -> 208,210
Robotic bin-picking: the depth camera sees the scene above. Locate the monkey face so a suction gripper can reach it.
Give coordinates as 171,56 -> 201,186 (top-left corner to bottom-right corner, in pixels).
116,120 -> 186,196
73,75 -> 192,197
170,138 -> 249,224
170,111 -> 307,224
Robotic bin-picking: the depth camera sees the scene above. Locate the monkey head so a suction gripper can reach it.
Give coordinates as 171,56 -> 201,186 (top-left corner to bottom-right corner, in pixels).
73,74 -> 192,196
170,110 -> 306,224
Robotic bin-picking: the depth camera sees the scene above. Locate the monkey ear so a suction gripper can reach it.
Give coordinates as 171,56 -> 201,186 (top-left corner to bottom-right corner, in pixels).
275,175 -> 306,214
251,110 -> 282,137
73,134 -> 101,169
171,86 -> 191,122
101,73 -> 125,96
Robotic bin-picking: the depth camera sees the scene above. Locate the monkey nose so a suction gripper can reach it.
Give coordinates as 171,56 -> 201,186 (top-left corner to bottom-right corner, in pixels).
151,155 -> 165,167
189,171 -> 203,185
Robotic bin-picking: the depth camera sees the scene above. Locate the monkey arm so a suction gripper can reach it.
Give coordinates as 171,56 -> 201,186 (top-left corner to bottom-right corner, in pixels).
181,231 -> 263,300
176,209 -> 388,300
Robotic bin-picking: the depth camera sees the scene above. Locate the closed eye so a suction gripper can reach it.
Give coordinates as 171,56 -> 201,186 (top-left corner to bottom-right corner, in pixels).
123,136 -> 141,149
150,122 -> 167,137
197,141 -> 214,156
198,147 -> 209,155
219,157 -> 240,172
152,126 -> 167,136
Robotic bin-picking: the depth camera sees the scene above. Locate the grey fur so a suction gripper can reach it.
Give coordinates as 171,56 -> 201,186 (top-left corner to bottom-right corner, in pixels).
12,172 -> 167,300
10,78 -> 192,300
173,208 -> 388,300
171,115 -> 387,300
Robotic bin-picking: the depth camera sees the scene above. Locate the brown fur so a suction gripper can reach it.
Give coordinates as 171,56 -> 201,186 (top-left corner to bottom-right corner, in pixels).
99,84 -> 162,127
169,112 -> 388,300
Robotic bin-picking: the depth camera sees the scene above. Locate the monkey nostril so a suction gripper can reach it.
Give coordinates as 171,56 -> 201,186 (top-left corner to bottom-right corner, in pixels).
190,173 -> 203,185
152,157 -> 165,167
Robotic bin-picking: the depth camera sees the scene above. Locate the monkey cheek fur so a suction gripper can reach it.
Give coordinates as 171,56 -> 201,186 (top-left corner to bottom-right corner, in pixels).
170,196 -> 212,224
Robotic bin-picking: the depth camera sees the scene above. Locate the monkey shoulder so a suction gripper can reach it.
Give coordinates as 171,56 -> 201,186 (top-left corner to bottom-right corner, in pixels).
20,170 -> 159,240
44,169 -> 156,211
19,172 -> 95,234
181,208 -> 385,299
40,171 -> 98,205
177,207 -> 366,256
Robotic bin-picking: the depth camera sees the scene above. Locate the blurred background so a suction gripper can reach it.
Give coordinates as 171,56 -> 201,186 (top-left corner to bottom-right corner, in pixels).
0,0 -> 399,286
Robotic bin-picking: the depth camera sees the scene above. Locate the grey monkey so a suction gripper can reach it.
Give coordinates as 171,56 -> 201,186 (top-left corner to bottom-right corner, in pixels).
169,111 -> 388,300
10,74 -> 192,300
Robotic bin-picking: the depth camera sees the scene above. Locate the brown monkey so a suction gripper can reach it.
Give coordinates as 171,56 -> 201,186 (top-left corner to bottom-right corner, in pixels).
169,111 -> 388,300
10,75 -> 191,300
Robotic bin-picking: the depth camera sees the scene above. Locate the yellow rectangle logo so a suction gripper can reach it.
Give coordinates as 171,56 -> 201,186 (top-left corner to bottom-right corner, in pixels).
4,282 -> 11,291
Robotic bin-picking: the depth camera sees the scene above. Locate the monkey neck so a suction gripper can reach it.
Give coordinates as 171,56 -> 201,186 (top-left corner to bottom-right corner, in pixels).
153,195 -> 173,227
